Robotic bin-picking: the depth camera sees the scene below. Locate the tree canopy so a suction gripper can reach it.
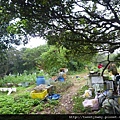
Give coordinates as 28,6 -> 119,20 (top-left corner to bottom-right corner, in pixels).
0,0 -> 120,53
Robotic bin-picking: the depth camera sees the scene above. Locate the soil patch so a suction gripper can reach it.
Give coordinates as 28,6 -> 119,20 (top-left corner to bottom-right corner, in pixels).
40,72 -> 88,114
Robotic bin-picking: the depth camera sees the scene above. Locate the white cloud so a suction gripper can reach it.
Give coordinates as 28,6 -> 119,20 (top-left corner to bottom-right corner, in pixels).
24,37 -> 47,48
15,37 -> 47,50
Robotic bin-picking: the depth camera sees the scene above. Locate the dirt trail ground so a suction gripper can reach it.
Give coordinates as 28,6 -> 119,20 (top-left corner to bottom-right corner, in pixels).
54,72 -> 88,114
41,72 -> 88,114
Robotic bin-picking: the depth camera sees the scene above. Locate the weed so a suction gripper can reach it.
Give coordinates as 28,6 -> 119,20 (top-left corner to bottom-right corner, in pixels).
73,85 -> 89,113
48,99 -> 59,106
52,80 -> 73,93
34,104 -> 44,112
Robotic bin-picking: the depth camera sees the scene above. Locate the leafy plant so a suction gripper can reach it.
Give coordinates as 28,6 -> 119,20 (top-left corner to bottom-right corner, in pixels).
73,85 -> 89,113
34,104 -> 44,112
48,99 -> 59,106
36,70 -> 45,77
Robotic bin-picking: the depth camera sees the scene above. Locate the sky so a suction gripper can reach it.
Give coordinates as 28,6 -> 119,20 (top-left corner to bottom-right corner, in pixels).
24,37 -> 47,48
15,37 -> 47,50
10,18 -> 47,50
15,37 -> 120,54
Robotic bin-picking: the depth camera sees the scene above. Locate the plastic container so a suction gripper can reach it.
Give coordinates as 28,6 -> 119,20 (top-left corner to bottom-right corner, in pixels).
48,94 -> 60,100
30,89 -> 48,99
46,85 -> 56,95
36,76 -> 45,86
58,77 -> 64,82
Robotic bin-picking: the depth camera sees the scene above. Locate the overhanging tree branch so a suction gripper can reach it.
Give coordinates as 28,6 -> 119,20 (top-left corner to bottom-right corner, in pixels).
0,0 -> 120,53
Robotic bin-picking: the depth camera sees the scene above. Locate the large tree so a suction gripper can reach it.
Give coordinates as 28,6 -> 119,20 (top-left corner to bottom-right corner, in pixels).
0,0 -> 120,53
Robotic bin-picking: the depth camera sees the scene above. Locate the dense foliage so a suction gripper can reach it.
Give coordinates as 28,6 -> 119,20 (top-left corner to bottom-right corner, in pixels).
0,88 -> 59,114
0,0 -> 120,53
0,44 -> 91,77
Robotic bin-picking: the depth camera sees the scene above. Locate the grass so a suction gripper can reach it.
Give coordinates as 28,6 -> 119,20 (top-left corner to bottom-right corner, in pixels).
72,85 -> 90,113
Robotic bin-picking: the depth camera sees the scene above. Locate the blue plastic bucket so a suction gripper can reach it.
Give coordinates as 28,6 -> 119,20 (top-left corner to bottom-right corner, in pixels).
36,76 -> 45,85
58,77 -> 64,82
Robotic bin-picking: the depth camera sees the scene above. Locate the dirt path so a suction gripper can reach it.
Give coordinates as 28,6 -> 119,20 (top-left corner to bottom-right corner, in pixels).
53,73 -> 88,114
39,72 -> 88,114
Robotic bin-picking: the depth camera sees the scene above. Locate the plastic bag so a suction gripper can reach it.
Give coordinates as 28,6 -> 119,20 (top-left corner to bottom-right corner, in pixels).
82,89 -> 92,98
82,98 -> 99,110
